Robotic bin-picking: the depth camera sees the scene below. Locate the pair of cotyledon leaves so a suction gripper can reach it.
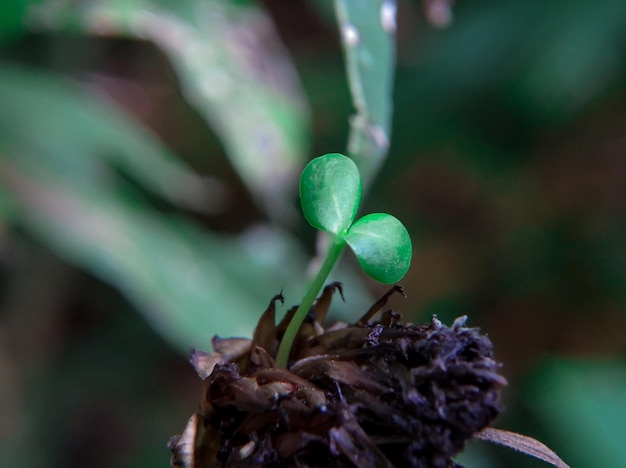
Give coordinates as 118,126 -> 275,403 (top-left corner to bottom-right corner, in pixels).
300,153 -> 412,284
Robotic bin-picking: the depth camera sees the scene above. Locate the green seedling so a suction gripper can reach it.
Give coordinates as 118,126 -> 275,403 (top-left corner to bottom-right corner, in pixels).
275,153 -> 412,367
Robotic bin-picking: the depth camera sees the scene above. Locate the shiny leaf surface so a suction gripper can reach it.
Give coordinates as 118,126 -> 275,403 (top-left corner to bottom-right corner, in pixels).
344,213 -> 412,283
300,153 -> 361,235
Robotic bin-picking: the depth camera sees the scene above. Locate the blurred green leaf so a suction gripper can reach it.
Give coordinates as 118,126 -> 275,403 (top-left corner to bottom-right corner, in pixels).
0,64 -> 216,212
27,0 -> 310,219
0,64 -> 316,351
527,359 -> 626,468
334,0 -> 396,187
0,0 -> 32,40
514,0 -> 626,117
395,0 -> 626,143
0,155 -> 308,351
0,181 -> 16,222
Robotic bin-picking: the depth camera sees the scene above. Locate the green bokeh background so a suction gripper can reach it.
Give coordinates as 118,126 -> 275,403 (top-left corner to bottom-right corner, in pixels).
1,1 -> 624,467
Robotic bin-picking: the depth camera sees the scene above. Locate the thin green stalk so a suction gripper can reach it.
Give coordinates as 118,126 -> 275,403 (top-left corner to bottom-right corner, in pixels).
276,235 -> 347,368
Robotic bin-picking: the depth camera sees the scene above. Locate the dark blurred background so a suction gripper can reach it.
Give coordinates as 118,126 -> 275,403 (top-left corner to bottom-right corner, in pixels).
0,0 -> 625,467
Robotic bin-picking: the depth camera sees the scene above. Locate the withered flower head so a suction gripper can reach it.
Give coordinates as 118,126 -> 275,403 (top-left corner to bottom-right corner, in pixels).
169,284 -> 507,468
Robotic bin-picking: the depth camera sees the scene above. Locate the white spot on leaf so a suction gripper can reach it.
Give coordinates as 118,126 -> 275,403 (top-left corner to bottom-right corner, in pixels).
341,24 -> 360,46
380,0 -> 397,33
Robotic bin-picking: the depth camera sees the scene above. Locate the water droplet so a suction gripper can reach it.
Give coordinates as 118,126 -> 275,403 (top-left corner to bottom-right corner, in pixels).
341,24 -> 360,47
380,0 -> 397,33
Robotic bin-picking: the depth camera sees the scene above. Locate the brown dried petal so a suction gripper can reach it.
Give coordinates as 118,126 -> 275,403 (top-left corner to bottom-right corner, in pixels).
211,337 -> 251,362
276,283 -> 344,343
189,348 -> 223,379
254,368 -> 328,409
250,293 -> 283,360
209,367 -> 273,413
308,281 -> 344,325
356,284 -> 405,326
250,346 -> 275,368
329,423 -> 393,468
168,414 -> 200,468
294,358 -> 387,395
168,414 -> 219,468
475,428 -> 570,468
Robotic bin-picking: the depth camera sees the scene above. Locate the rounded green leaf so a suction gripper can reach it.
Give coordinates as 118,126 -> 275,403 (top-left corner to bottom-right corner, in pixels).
300,153 -> 362,235
344,213 -> 412,283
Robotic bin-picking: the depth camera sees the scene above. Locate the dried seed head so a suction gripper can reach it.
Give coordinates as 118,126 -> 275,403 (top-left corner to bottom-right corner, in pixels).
170,285 -> 507,467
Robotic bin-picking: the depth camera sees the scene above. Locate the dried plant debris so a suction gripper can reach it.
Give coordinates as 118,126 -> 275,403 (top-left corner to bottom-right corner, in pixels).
475,428 -> 570,468
170,284 -> 554,468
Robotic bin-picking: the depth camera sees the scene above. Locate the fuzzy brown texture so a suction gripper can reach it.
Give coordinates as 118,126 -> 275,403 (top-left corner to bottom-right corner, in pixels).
169,284 -> 507,468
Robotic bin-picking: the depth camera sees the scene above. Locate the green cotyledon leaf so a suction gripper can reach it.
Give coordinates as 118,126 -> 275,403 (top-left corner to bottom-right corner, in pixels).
344,212 -> 412,283
300,153 -> 362,236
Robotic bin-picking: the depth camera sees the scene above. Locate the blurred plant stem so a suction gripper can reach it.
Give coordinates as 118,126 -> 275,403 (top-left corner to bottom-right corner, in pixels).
334,0 -> 396,189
